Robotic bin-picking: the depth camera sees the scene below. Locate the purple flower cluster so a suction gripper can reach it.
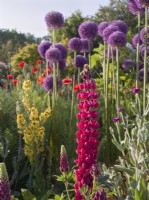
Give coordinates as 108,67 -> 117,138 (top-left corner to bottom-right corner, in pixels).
74,66 -> 100,200
0,163 -> 11,200
136,0 -> 149,7
38,41 -> 52,58
60,145 -> 69,173
140,27 -> 149,44
98,21 -> 110,37
75,55 -> 88,69
122,59 -> 135,70
132,33 -> 143,47
139,68 -> 149,82
45,47 -> 62,63
93,188 -> 108,200
108,31 -> 127,48
78,21 -> 98,40
45,11 -> 64,29
55,43 -> 67,59
128,0 -> 145,15
43,75 -> 62,92
99,20 -> 127,48
80,39 -> 93,53
68,37 -> 82,52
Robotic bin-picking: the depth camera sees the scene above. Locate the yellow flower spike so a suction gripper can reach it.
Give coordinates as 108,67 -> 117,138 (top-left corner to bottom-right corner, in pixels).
22,80 -> 31,90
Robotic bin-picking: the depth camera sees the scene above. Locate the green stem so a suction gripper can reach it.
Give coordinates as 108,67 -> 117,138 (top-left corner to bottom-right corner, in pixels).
88,40 -> 91,69
103,42 -> 106,96
105,45 -> 110,166
143,7 -> 148,114
78,68 -> 80,85
116,47 -> 120,109
70,74 -> 75,127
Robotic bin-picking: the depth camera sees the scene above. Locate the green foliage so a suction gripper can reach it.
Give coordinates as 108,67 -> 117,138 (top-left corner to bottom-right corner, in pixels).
11,43 -> 42,72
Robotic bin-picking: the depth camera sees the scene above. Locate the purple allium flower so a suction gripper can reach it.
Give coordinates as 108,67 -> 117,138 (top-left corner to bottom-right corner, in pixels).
140,46 -> 149,58
59,59 -> 66,70
132,88 -> 140,94
43,75 -> 62,92
112,117 -> 121,122
80,39 -> 94,53
102,25 -> 120,42
136,0 -> 149,7
128,0 -> 145,15
111,20 -> 128,34
98,21 -> 110,37
140,27 -> 149,44
45,11 -> 64,29
78,21 -> 98,40
139,68 -> 149,82
75,55 -> 88,69
0,163 -> 11,200
132,33 -> 143,47
122,59 -> 135,70
60,145 -> 69,173
68,37 -> 82,52
108,31 -> 127,48
93,188 -> 108,200
38,41 -> 52,59
45,47 -> 62,63
55,43 -> 67,59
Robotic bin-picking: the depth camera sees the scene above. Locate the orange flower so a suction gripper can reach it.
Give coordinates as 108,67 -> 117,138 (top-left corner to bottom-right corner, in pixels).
18,61 -> 25,67
62,78 -> 72,84
7,74 -> 13,79
36,60 -> 42,65
32,67 -> 38,73
38,76 -> 45,85
12,79 -> 18,85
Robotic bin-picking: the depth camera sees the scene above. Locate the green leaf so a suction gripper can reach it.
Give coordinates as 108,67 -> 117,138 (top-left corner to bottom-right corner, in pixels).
114,165 -> 134,176
21,189 -> 37,200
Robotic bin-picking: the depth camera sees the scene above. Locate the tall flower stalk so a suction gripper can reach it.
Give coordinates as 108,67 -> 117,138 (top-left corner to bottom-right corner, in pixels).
74,65 -> 100,199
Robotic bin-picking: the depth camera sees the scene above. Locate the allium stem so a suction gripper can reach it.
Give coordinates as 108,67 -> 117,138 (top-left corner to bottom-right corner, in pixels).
116,47 -> 120,109
103,42 -> 106,96
53,63 -> 57,106
143,7 -> 148,114
105,46 -> 110,165
88,40 -> 91,69
52,29 -> 55,44
78,68 -> 80,84
136,12 -> 141,88
70,74 -> 75,127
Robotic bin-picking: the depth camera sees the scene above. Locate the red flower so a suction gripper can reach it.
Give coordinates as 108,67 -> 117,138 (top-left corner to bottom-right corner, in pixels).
36,60 -> 42,65
7,74 -> 13,79
32,67 -> 38,73
3,83 -> 7,88
18,61 -> 25,67
62,78 -> 72,84
38,76 -> 45,85
44,68 -> 51,75
74,84 -> 79,92
12,79 -> 18,85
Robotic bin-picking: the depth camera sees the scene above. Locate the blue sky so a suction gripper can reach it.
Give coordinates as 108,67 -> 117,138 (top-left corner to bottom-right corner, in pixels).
0,0 -> 109,37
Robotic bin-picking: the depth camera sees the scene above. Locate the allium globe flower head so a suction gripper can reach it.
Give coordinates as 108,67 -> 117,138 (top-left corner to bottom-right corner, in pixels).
45,11 -> 64,29
43,75 -> 62,92
98,21 -> 110,37
80,39 -> 94,53
102,24 -> 120,42
111,20 -> 128,34
55,43 -> 67,59
68,37 -> 82,52
78,21 -> 98,40
139,68 -> 149,82
38,40 -> 52,59
140,27 -> 149,44
140,46 -> 149,58
128,0 -> 145,15
122,59 -> 135,70
108,31 -> 127,48
136,0 -> 149,7
45,46 -> 62,63
132,33 -> 143,47
75,55 -> 88,70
